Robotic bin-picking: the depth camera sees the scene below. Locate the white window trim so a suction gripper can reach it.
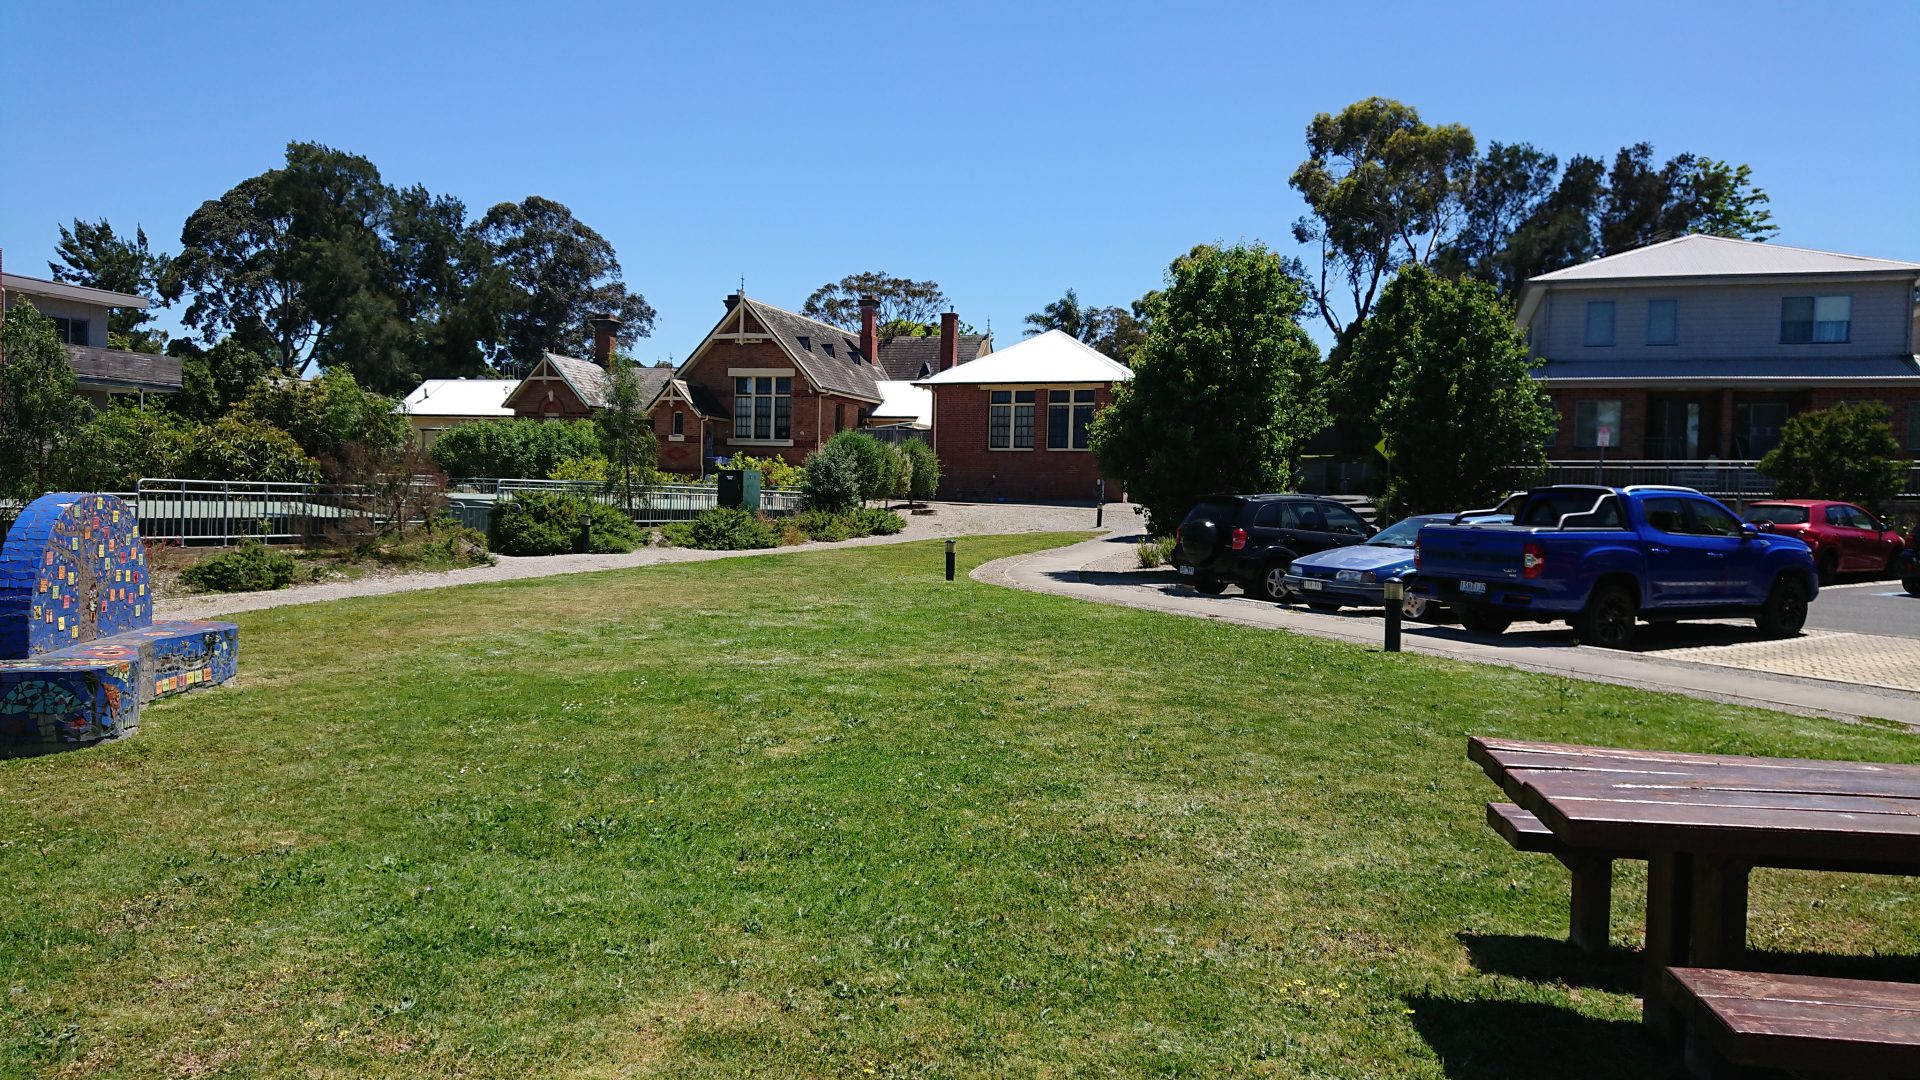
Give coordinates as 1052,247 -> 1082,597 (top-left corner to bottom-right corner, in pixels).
1046,389 -> 1098,452
989,389 -> 1037,451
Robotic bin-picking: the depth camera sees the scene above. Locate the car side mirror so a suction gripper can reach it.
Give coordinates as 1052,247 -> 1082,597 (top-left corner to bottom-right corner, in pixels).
1740,523 -> 1759,542
1754,521 -> 1774,531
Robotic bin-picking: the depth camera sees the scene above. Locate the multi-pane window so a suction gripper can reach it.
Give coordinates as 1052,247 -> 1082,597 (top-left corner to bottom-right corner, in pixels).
989,390 -> 1035,449
1583,301 -> 1615,347
1646,299 -> 1678,345
733,375 -> 792,440
1781,296 -> 1851,343
1046,389 -> 1096,449
50,316 -> 89,346
1574,400 -> 1622,448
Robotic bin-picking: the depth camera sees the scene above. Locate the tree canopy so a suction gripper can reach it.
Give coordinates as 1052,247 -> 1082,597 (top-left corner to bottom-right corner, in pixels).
478,195 -> 654,377
1758,403 -> 1908,514
1024,289 -> 1148,362
0,302 -> 94,500
802,273 -> 948,330
48,219 -> 172,352
1342,263 -> 1554,517
1091,244 -> 1325,533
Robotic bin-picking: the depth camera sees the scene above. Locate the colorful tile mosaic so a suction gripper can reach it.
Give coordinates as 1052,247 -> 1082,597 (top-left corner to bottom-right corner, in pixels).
0,493 -> 238,754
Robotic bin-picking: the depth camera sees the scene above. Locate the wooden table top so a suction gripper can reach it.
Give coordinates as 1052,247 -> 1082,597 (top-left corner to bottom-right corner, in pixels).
1469,737 -> 1920,866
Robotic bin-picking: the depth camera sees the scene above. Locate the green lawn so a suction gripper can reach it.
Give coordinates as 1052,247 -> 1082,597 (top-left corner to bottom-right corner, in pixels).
4,534 -> 1917,1078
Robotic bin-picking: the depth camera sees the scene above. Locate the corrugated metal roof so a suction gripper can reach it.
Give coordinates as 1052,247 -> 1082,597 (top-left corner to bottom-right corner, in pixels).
401,379 -> 518,417
3,272 -> 150,309
1528,235 -> 1920,284
916,330 -> 1131,386
869,381 -> 933,427
1537,355 -> 1920,383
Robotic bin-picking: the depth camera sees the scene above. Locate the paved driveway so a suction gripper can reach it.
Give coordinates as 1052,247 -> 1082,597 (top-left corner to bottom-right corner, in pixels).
980,531 -> 1920,727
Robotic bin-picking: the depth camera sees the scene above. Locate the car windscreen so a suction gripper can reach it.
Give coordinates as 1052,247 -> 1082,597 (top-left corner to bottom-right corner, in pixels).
1518,490 -> 1612,527
1368,516 -> 1440,548
1745,504 -> 1809,525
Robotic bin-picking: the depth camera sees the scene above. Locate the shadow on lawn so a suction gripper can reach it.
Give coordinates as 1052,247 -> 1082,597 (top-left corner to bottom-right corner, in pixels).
1405,995 -> 1681,1080
1458,933 -> 1639,995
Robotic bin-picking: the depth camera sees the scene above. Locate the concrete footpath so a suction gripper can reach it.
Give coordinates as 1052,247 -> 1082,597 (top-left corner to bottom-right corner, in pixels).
976,531 -> 1920,728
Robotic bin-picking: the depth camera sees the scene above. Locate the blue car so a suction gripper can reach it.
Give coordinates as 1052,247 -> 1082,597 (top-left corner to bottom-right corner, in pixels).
1284,514 -> 1452,619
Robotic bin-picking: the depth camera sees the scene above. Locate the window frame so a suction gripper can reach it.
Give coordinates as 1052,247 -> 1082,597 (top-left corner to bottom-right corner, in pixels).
1044,388 -> 1098,450
1573,399 -> 1623,449
731,373 -> 793,444
1645,298 -> 1678,346
1781,294 -> 1852,345
670,410 -> 685,441
989,389 -> 1036,450
1583,301 -> 1616,348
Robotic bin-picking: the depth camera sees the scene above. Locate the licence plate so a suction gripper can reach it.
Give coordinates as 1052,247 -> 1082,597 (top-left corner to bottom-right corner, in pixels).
1178,564 -> 1194,577
1302,579 -> 1323,591
1459,580 -> 1486,595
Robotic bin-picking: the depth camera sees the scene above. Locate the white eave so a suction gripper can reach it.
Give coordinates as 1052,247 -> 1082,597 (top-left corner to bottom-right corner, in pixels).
2,272 -> 149,309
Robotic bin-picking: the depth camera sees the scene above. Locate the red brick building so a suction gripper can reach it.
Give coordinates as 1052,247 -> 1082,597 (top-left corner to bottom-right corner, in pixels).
918,330 -> 1131,501
502,315 -> 672,421
644,294 -> 992,478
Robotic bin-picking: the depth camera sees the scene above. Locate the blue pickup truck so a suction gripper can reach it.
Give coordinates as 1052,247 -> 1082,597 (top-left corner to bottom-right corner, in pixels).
1411,485 -> 1818,648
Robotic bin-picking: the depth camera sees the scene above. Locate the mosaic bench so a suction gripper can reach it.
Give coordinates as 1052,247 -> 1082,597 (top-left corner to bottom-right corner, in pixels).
0,492 -> 238,754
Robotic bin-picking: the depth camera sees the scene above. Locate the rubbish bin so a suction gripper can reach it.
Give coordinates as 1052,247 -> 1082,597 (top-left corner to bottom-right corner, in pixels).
716,468 -> 761,511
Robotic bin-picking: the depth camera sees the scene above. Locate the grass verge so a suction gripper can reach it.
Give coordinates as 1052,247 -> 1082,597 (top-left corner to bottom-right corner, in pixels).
3,533 -> 1916,1078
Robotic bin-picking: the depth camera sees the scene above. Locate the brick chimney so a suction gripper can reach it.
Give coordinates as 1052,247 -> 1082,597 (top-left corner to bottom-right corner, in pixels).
724,292 -> 742,311
939,310 -> 959,371
590,313 -> 623,367
858,294 -> 879,366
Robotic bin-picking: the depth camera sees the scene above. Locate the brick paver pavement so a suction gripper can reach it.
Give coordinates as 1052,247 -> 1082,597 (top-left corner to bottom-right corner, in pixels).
1654,630 -> 1920,693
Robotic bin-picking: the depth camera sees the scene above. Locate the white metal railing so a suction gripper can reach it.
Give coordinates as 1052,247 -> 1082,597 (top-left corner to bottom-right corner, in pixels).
134,478 -> 382,545
1539,460 -> 1920,504
446,477 -> 804,525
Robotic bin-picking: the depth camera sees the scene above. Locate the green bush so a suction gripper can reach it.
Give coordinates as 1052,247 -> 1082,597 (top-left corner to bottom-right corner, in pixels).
180,540 -> 302,593
902,439 -> 941,501
824,430 -> 896,502
548,455 -> 610,482
488,491 -> 644,556
663,507 -> 779,550
800,443 -> 864,513
179,415 -> 322,483
793,509 -> 855,542
1137,536 -> 1177,568
234,368 -> 409,464
430,419 -> 605,479
718,453 -> 806,488
852,507 -> 906,535
1758,402 -> 1908,513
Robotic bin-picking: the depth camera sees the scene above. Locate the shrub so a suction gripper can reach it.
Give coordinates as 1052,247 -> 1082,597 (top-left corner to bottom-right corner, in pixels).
718,453 -> 806,488
902,439 -> 941,501
234,368 -> 409,463
180,540 -> 302,593
179,415 -> 322,483
1137,536 -> 1177,568
548,455 -> 610,482
665,507 -> 779,550
488,491 -> 644,556
793,509 -> 855,542
824,430 -> 896,503
430,419 -> 605,479
800,443 -> 864,513
69,405 -> 193,489
358,514 -> 492,570
778,522 -> 807,546
1758,402 -> 1908,513
852,507 -> 906,535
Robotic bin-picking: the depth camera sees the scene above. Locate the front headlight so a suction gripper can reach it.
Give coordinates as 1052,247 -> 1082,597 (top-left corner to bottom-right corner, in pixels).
1358,571 -> 1377,584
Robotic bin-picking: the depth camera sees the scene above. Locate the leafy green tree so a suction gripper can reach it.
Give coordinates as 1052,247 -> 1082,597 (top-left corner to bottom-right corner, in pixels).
1436,142 -> 1561,296
428,418 -> 604,479
231,368 -> 407,469
70,405 -> 193,489
178,415 -> 320,483
1758,403 -> 1907,514
1024,289 -> 1148,361
1343,264 -> 1554,517
823,430 -> 896,504
1600,144 -> 1776,253
387,184 -> 506,383
799,442 -> 864,513
902,438 -> 940,501
1289,97 -> 1476,370
48,219 -> 172,352
166,339 -> 273,422
802,273 -> 948,331
597,356 -> 660,512
1091,244 -> 1326,534
478,196 -> 654,376
0,302 -> 93,500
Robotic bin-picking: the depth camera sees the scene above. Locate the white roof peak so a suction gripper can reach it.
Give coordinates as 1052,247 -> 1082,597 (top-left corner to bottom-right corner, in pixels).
916,329 -> 1130,386
1528,233 -> 1920,285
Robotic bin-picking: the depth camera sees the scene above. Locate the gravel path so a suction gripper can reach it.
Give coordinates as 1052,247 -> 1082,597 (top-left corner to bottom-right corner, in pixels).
156,501 -> 1129,620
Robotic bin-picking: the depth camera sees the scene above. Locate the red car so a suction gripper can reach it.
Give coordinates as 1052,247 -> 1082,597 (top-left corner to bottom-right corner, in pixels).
1743,499 -> 1908,584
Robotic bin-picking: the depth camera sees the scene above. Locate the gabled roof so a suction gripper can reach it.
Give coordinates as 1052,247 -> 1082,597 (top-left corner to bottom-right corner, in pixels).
868,380 -> 933,428
3,272 -> 149,310
736,298 -> 884,402
653,377 -> 728,419
874,333 -> 992,380
401,379 -> 517,417
505,353 -> 673,412
916,330 -> 1131,386
65,344 -> 182,392
1527,235 -> 1920,284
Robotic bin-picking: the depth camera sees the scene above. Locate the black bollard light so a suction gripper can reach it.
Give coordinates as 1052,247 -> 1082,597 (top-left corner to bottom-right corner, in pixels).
1381,580 -> 1404,653
1095,479 -> 1106,528
579,511 -> 593,554
945,538 -> 956,581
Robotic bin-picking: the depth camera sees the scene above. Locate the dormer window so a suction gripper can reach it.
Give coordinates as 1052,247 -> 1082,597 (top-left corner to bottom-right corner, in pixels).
821,343 -> 835,358
797,335 -> 812,352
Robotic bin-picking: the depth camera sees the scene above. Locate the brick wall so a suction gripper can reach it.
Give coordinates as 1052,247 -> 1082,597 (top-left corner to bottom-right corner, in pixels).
1546,385 -> 1920,460
1545,388 -> 1649,459
671,338 -> 878,469
931,385 -> 1118,501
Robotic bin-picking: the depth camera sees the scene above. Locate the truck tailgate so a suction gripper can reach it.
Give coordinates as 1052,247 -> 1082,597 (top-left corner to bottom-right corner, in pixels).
1416,525 -> 1531,587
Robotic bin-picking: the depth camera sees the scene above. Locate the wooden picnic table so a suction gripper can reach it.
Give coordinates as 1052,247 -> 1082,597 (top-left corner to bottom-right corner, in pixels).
1468,736 -> 1920,1035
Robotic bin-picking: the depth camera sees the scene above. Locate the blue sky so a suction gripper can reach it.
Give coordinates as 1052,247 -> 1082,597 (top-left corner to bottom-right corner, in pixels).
4,0 -> 1917,365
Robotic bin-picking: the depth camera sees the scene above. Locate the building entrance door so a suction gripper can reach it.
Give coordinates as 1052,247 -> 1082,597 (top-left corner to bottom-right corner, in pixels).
1649,397 -> 1708,458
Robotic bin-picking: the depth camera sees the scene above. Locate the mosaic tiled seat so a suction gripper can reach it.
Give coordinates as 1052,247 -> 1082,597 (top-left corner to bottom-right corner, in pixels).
0,492 -> 237,753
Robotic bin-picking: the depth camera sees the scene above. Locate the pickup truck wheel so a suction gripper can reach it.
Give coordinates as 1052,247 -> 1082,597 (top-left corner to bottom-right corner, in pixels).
1459,608 -> 1510,635
1817,552 -> 1839,587
1260,563 -> 1292,602
1755,576 -> 1809,637
1192,576 -> 1228,596
1904,577 -> 1920,597
1574,586 -> 1637,649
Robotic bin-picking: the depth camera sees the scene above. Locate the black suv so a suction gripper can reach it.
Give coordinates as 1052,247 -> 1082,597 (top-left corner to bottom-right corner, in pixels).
1174,494 -> 1373,600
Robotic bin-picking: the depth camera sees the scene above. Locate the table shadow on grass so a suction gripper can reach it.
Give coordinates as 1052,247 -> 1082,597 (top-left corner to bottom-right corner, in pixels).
1404,995 -> 1681,1080
1457,933 -> 1640,996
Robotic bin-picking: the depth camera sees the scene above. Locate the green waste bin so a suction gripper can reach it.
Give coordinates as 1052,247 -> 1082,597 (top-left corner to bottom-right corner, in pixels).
717,468 -> 761,511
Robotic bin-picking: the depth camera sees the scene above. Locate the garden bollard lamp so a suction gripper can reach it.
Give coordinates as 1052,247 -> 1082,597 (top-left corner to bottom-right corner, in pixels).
946,538 -> 956,581
1381,580 -> 1404,653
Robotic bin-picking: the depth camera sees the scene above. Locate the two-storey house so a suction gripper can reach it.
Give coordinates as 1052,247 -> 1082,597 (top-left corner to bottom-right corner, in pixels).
1,266 -> 182,408
1519,235 -> 1920,461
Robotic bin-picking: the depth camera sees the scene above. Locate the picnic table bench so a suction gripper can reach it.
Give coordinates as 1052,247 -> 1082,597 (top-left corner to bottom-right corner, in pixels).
1469,737 -> 1920,1072
1665,968 -> 1920,1078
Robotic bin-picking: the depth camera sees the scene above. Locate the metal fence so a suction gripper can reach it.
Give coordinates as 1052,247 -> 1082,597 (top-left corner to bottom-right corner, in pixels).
446,477 -> 804,526
133,478 -> 385,545
1539,460 -> 1920,509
